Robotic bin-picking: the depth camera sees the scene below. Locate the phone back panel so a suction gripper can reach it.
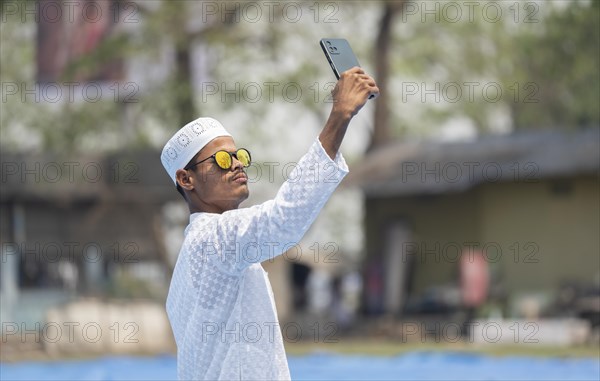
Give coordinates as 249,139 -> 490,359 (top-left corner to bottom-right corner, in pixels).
320,38 -> 361,79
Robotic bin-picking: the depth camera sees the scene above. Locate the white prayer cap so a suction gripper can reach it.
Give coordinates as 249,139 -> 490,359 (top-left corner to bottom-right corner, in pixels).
161,117 -> 232,184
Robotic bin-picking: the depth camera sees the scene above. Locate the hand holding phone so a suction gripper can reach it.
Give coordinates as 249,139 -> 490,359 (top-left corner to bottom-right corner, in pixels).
320,38 -> 376,100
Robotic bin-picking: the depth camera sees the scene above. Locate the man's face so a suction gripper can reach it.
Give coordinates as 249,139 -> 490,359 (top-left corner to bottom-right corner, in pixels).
180,136 -> 249,213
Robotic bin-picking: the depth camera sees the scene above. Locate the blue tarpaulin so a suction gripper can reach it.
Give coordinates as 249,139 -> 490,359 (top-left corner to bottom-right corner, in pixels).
1,352 -> 598,380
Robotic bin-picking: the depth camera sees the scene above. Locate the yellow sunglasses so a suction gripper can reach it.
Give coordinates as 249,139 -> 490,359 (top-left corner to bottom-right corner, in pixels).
185,148 -> 251,171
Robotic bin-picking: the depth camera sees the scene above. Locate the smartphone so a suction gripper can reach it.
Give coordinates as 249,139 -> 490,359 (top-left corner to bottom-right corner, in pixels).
320,38 -> 374,99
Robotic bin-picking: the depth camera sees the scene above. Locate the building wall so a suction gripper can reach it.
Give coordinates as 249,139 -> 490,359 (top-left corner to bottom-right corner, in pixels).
0,199 -> 171,332
478,175 -> 600,293
365,174 -> 599,302
365,190 -> 482,295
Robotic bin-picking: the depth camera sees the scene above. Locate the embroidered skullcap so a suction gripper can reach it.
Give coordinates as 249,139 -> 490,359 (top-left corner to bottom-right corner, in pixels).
161,117 -> 232,184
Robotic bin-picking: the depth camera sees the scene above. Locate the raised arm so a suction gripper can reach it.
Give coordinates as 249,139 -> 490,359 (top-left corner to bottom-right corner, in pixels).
319,67 -> 380,159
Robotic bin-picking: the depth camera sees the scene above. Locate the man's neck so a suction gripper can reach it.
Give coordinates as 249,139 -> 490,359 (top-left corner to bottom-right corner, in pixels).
189,201 -> 239,215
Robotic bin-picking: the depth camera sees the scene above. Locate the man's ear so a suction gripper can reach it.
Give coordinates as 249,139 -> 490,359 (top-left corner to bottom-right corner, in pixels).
175,169 -> 194,191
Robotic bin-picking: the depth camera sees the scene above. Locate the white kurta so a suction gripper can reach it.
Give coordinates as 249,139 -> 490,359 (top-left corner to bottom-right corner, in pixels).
166,138 -> 349,380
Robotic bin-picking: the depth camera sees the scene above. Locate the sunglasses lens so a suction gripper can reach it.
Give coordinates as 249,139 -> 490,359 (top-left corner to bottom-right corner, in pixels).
236,149 -> 251,167
215,151 -> 232,169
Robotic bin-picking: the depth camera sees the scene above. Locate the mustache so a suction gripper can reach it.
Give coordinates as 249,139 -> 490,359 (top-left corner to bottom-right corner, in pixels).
230,170 -> 247,181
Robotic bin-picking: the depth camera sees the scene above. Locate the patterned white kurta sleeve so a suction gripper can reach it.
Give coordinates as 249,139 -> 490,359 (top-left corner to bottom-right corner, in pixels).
166,138 -> 349,380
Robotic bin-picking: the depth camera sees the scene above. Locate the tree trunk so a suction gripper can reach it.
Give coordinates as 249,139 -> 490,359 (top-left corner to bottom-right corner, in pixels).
368,1 -> 405,152
175,46 -> 195,127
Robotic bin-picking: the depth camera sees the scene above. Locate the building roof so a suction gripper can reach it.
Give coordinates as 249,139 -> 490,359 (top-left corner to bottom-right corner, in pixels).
0,150 -> 178,203
343,128 -> 600,198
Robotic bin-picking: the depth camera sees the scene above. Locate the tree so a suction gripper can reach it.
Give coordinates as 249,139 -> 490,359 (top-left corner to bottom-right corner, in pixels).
369,0 -> 406,151
383,0 -> 599,138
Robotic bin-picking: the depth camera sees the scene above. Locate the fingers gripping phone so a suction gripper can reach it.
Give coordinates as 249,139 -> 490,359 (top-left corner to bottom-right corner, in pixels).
320,38 -> 375,99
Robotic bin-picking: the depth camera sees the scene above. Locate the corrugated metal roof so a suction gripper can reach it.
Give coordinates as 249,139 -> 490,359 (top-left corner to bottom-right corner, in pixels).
343,128 -> 600,197
0,150 -> 177,203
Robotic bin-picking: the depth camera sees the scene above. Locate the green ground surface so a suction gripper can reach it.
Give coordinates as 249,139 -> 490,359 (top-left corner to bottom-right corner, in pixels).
284,340 -> 600,358
2,340 -> 598,363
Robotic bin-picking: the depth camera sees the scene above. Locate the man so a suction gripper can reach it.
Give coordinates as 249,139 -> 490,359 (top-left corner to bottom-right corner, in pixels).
161,67 -> 379,380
